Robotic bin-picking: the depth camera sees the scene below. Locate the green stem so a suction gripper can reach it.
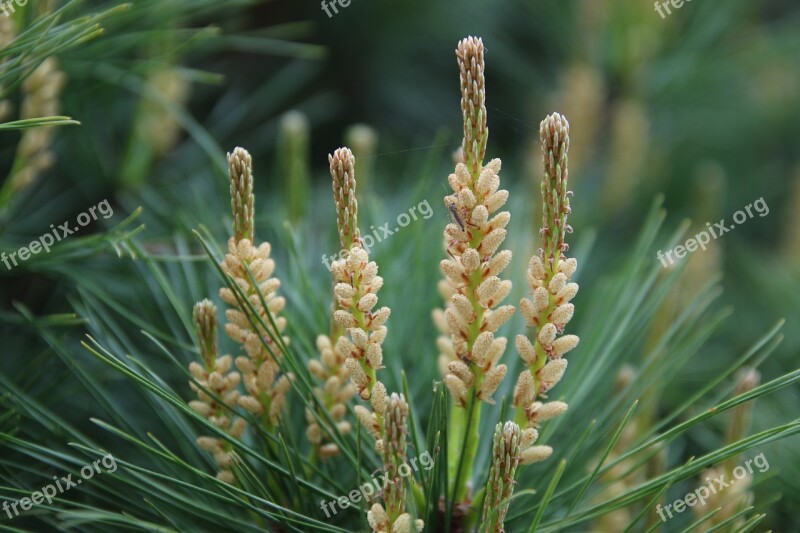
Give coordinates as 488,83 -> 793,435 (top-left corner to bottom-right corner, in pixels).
455,383 -> 483,503
450,264 -> 488,501
448,163 -> 494,504
447,400 -> 466,480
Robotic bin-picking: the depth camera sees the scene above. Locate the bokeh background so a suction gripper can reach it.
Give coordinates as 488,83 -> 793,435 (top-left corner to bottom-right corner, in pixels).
1,0 -> 799,530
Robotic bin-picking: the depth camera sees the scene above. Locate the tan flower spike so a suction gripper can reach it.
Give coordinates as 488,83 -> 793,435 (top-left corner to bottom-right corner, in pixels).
188,300 -> 246,484
305,334 -> 356,458
219,147 -> 293,428
512,113 -> 578,462
440,36 -> 516,506
693,368 -> 761,531
328,147 -> 390,403
324,149 -> 420,530
440,36 -> 514,407
303,149 -> 364,457
366,394 -> 423,533
0,57 -> 66,204
480,422 -> 522,532
330,147 -> 361,250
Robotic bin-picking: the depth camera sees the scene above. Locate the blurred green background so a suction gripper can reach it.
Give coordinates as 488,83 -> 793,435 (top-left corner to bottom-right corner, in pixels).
1,0 -> 799,530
